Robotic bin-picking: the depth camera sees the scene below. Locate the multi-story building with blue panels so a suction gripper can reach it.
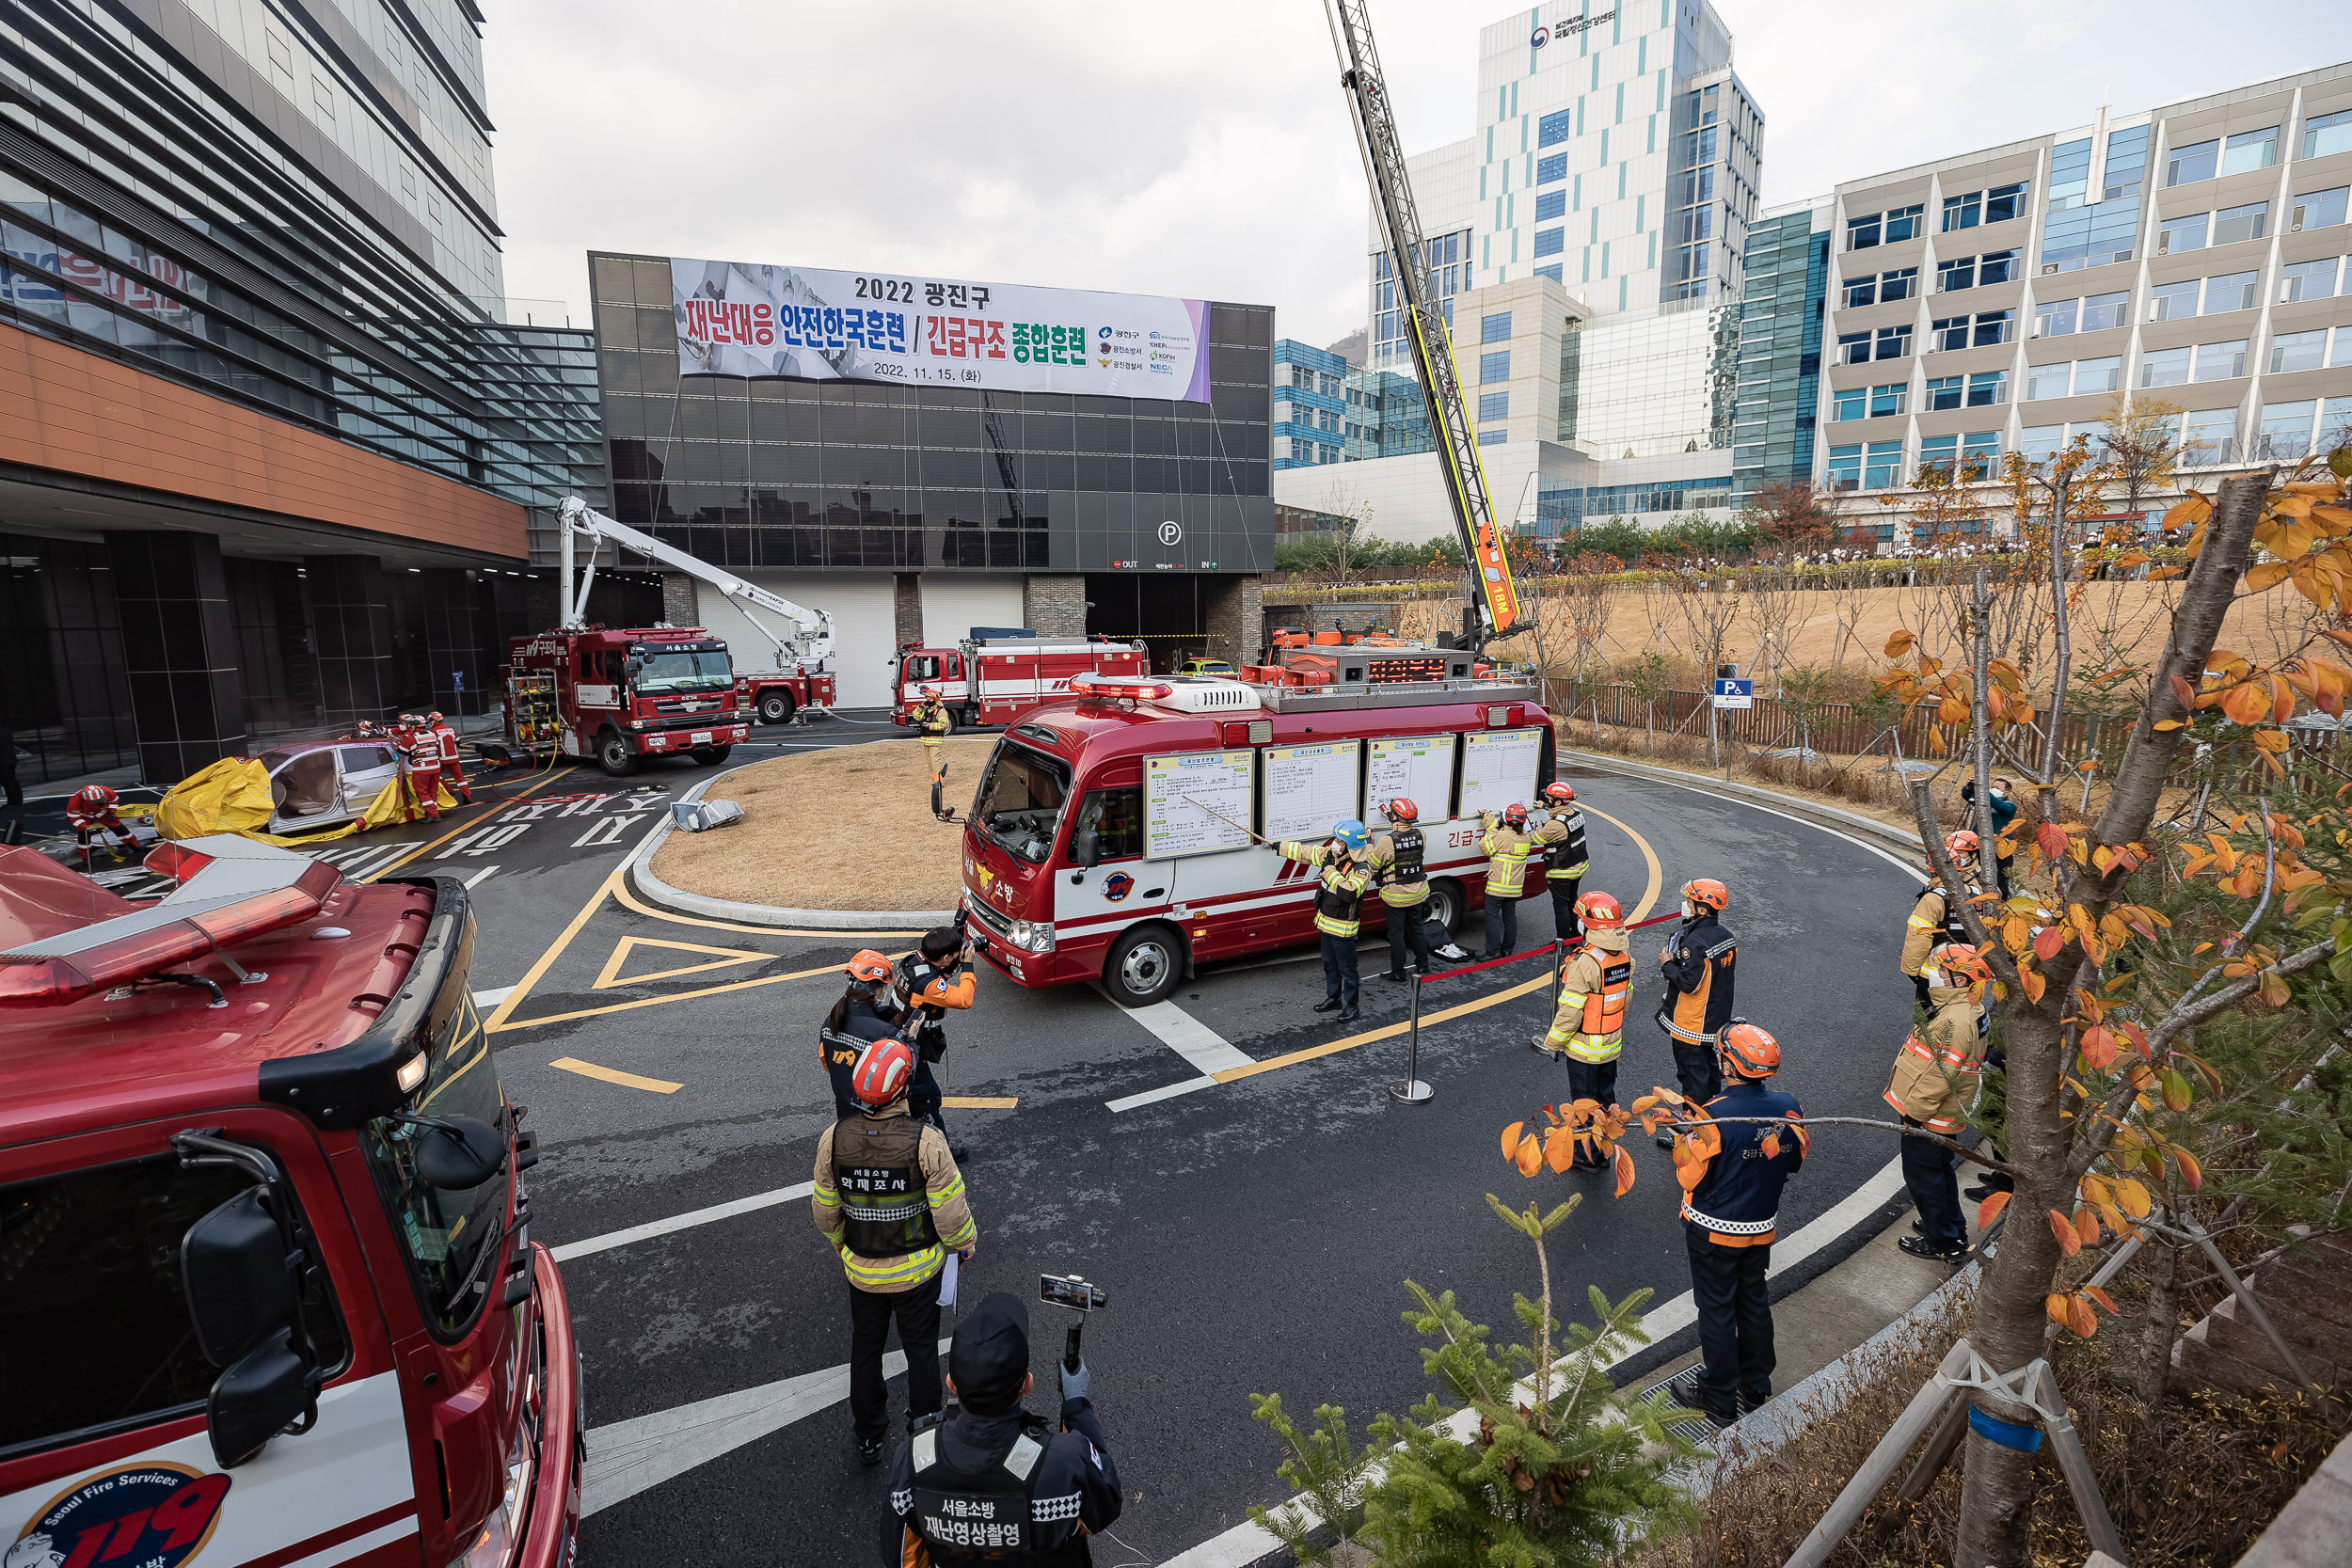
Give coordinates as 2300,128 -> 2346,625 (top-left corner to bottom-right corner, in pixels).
1273,339 -> 1348,468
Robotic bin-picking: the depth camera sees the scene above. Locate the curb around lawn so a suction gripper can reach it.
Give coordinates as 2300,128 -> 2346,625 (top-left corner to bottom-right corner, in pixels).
627,768 -> 960,931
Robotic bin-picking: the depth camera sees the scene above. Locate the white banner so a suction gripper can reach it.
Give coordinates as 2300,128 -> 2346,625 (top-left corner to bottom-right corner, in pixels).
669,257 -> 1213,403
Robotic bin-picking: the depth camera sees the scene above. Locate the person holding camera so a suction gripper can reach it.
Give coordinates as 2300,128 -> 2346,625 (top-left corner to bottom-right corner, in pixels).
892,926 -> 978,1161
815,1037 -> 977,1467
820,951 -> 904,1118
884,1291 -> 1123,1566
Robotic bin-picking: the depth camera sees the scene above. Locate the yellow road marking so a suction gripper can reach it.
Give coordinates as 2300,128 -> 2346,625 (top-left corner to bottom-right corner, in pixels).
489,956 -> 883,1032
550,1056 -> 683,1094
482,861 -> 626,1033
940,1096 -> 1018,1109
1579,803 -> 1663,922
609,868 -> 925,938
363,766 -> 579,880
592,935 -> 773,990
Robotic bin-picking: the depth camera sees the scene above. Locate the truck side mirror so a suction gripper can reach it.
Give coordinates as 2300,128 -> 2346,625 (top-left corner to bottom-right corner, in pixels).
182,1187 -> 299,1367
207,1330 -> 316,1468
625,657 -> 644,681
1073,827 -> 1101,869
409,1116 -> 508,1191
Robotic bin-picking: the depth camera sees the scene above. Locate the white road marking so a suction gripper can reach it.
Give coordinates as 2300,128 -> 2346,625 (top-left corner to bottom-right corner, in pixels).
460,864 -> 499,889
581,1338 -> 950,1516
471,986 -> 515,1007
1104,1075 -> 1222,1113
1089,985 -> 1254,1075
549,1180 -> 818,1263
573,812 -> 651,848
1156,1153 -> 1913,1568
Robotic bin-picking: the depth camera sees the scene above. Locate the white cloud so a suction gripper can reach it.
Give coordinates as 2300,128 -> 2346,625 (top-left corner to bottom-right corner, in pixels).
484,1 -> 2349,347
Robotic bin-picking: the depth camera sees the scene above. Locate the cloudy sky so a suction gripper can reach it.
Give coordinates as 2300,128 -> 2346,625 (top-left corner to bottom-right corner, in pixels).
486,0 -> 2350,347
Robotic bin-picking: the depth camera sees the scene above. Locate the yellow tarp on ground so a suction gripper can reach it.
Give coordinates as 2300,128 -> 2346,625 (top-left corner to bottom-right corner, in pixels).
155,757 -> 453,846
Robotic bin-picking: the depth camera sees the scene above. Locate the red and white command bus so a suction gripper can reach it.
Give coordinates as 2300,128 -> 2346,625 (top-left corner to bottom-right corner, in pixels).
890,635 -> 1151,730
0,835 -> 578,1568
956,651 -> 1554,1005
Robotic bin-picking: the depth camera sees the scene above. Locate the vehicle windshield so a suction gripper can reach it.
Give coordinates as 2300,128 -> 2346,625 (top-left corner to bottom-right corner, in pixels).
634,649 -> 734,694
360,995 -> 508,1338
973,741 -> 1071,864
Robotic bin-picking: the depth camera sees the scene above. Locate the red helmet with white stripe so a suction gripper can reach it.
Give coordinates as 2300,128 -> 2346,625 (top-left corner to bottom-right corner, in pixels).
850,1038 -> 916,1109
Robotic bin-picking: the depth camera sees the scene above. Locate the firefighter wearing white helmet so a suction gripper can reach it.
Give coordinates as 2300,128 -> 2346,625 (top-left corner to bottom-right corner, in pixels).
1278,818 -> 1375,1023
1900,830 -> 1986,1012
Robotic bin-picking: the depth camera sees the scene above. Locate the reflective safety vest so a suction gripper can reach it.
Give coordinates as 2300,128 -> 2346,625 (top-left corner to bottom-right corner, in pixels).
1549,944 -> 1634,1063
1376,827 -> 1426,907
1313,862 -> 1368,938
919,703 -> 952,739
1482,826 -> 1534,897
909,1414 -> 1073,1562
1883,1022 -> 1980,1133
832,1115 -> 942,1259
1539,810 -> 1589,879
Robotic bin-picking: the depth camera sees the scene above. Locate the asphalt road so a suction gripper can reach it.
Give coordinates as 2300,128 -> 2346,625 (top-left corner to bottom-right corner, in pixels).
251,716 -> 1925,1565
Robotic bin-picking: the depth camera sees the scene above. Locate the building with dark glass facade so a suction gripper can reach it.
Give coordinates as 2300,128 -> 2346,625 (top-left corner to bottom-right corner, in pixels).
0,0 -> 606,794
585,252 -> 1276,705
1730,200 -> 1831,506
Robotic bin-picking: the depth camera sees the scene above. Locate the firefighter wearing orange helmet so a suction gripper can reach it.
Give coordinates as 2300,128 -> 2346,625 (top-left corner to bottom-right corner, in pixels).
1655,877 -> 1739,1140
1886,942 -> 1993,1263
1664,1021 -> 1808,1429
1476,801 -> 1535,958
818,951 -> 904,1118
1533,892 -> 1634,1133
66,784 -> 139,867
914,686 -> 953,785
1901,831 -> 1988,1013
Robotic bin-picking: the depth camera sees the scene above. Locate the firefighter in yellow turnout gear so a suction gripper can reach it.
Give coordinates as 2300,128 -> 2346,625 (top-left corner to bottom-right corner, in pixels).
1278,819 -> 1375,1023
1534,892 -> 1635,1161
1478,802 -> 1535,958
914,688 -> 953,783
1885,942 -> 1992,1264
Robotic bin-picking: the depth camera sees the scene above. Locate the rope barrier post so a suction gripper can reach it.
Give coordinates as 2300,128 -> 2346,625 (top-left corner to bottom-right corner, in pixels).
1390,967 -> 1432,1103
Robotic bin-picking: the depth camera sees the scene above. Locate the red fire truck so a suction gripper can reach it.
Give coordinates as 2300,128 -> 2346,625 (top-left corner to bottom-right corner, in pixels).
890,635 -> 1152,730
957,646 -> 1553,1005
501,626 -> 753,776
0,835 -> 579,1567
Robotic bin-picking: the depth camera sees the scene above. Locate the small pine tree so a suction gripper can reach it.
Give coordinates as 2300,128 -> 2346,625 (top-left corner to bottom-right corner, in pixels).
1249,1193 -> 1692,1566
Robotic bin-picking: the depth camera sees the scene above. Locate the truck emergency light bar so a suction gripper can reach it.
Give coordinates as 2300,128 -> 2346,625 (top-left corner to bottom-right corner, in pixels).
1067,673 -> 1173,702
0,836 -> 341,1006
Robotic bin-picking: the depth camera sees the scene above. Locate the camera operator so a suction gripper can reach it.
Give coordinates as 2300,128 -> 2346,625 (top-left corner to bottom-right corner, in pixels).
892,925 -> 978,1161
883,1291 -> 1122,1566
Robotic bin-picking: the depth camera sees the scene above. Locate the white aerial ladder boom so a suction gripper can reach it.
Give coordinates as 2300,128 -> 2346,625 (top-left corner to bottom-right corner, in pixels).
555,495 -> 834,672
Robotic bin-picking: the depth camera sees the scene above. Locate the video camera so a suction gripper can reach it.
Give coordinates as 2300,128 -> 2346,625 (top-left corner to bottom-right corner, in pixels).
1039,1273 -> 1106,1372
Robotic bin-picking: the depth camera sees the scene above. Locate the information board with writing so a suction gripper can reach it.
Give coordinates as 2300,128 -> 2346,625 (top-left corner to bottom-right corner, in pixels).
1262,741 -> 1364,843
1458,729 -> 1543,818
1144,750 -> 1256,860
1363,733 -> 1458,823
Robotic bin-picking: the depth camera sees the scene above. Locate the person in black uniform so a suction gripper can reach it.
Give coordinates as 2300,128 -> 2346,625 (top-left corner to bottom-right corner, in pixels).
884,1291 -> 1123,1566
1655,878 -> 1738,1125
820,950 -> 904,1117
893,927 -> 979,1161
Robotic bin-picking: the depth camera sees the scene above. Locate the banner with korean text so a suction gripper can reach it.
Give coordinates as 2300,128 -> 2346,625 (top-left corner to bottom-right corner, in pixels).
670,257 -> 1213,404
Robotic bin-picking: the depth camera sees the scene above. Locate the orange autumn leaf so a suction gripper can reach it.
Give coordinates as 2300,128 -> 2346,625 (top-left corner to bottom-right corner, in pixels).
2074,1206 -> 2102,1246
1613,1142 -> 1636,1197
2033,927 -> 2065,961
2047,1293 -> 2074,1327
2078,1025 -> 2117,1069
1514,1134 -> 1543,1177
1502,1121 -> 1526,1161
1885,628 -> 1916,657
2174,1148 -> 2204,1192
1543,1127 -> 1577,1174
1978,1190 -> 2012,1229
2048,1209 -> 2083,1258
1760,1131 -> 1782,1160
2085,1285 -> 2121,1315
2070,1295 -> 2100,1338
2037,821 -> 2068,859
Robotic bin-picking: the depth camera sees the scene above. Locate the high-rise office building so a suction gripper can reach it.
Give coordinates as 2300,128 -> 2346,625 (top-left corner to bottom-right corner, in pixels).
1730,199 -> 1831,505
0,0 -> 603,788
1274,340 -> 1348,468
1809,63 -> 2352,537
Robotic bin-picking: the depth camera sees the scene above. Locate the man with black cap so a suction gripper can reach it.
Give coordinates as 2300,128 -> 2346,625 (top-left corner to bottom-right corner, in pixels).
884,1291 -> 1123,1565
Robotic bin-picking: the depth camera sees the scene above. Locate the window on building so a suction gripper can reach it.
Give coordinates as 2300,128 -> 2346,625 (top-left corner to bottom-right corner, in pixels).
2328,395 -> 2352,447
2278,257 -> 2340,303
1978,249 -> 2017,285
1863,440 -> 1906,488
1537,152 -> 1568,184
1826,444 -> 1863,489
1834,386 -> 1867,420
1972,309 -> 2013,346
1876,324 -> 1913,359
2269,328 -> 2328,373
2212,201 -> 2267,245
2181,407 -> 2238,465
1919,433 -> 1959,472
2305,108 -> 2352,160
2202,270 -> 2258,313
2167,138 -> 2219,186
1478,391 -> 1510,421
2291,185 -> 2349,231
2146,278 -> 2201,322
2193,339 -> 2249,381
2258,400 -> 2316,460
2034,296 -> 2079,338
1846,212 -> 1882,250
1966,370 -> 2009,406
1845,273 -> 1880,308
1985,182 -> 2029,224
1871,383 -> 1909,417
1534,262 -> 1564,282
1942,191 -> 1982,231
1534,189 -> 1566,223
1534,226 -> 1565,258
1937,255 -> 1977,292
1961,431 -> 2003,478
2104,124 -> 2151,199
1482,311 -> 1513,343
1880,266 -> 1918,301
2026,362 -> 2073,401
2019,424 -> 2065,465
1924,374 -> 1963,411
2139,345 -> 2192,387
1477,429 -> 1508,446
1838,330 -> 1872,366
1538,109 -> 1573,147
1480,350 -> 1511,383
2338,326 -> 2352,368
2220,127 -> 2279,177
1930,315 -> 1970,352
2082,291 -> 2131,332
2155,212 -> 2209,255
1884,203 -> 1924,242
2074,355 -> 2122,394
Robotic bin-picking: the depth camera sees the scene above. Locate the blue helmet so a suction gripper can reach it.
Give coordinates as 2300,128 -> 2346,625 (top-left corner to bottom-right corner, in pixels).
1333,819 -> 1369,851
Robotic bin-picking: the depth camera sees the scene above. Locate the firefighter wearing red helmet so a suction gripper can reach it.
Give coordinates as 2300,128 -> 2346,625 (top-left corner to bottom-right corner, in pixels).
813,1036 -> 978,1466
1664,1021 -> 1809,1429
1900,831 -> 1988,1012
1534,892 -> 1634,1135
1886,942 -> 1993,1264
427,710 -> 472,805
1476,801 -> 1535,958
66,784 -> 139,867
1534,781 -> 1589,942
1655,877 -> 1740,1140
1368,796 -> 1435,983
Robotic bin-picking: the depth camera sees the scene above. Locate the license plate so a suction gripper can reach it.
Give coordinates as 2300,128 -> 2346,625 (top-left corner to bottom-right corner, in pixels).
691,730 -> 712,745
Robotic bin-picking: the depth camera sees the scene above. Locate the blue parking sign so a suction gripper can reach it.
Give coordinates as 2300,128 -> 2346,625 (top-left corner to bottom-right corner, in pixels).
1712,677 -> 1754,710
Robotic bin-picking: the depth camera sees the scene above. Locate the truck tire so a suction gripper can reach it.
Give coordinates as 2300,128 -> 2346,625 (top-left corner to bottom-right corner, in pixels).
953,706 -> 974,729
1426,877 -> 1466,935
756,689 -> 795,725
595,731 -> 637,777
1103,924 -> 1184,1007
691,745 -> 732,766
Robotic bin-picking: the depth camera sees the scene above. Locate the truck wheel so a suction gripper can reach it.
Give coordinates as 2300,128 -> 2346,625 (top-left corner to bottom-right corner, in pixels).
595,731 -> 638,777
954,706 -> 974,729
756,689 -> 795,725
1103,925 -> 1184,1007
691,745 -> 732,766
1426,878 -> 1466,935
